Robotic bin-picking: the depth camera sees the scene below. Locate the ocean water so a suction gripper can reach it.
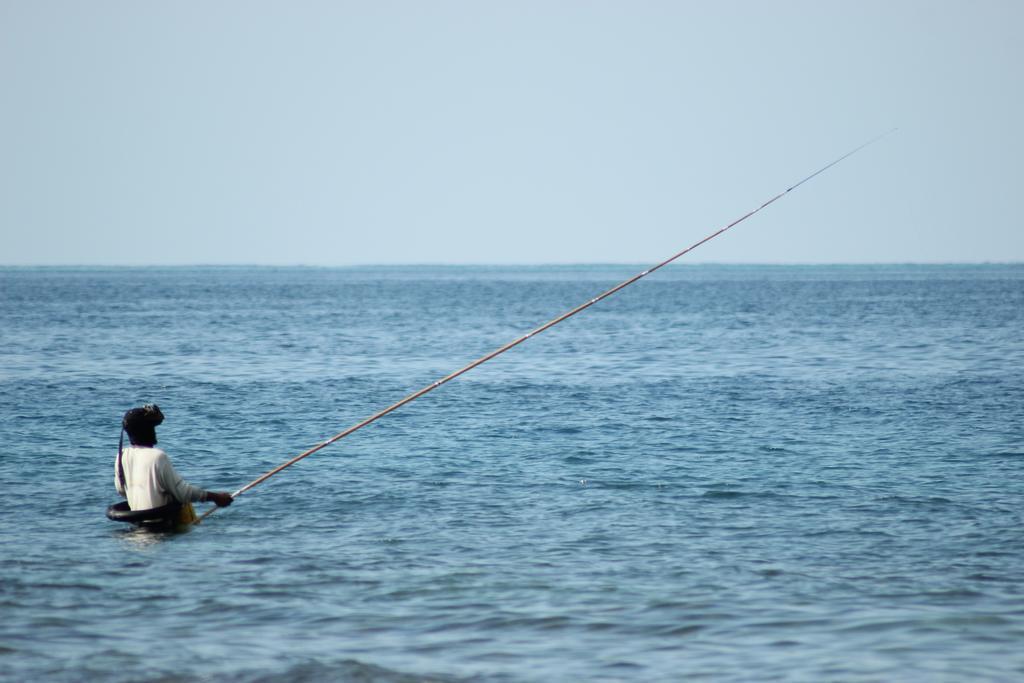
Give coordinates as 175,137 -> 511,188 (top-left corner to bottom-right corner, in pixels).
1,264 -> 1022,682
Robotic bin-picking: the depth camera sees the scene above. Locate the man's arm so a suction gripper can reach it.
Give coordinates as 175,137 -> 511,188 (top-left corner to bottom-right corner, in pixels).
206,491 -> 233,507
155,452 -> 233,507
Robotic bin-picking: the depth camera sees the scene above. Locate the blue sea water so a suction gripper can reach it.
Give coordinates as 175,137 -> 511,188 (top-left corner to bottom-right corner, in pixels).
1,264 -> 1023,682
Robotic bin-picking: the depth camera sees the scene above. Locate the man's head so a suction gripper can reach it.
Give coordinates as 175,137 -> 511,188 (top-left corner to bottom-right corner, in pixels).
122,404 -> 164,446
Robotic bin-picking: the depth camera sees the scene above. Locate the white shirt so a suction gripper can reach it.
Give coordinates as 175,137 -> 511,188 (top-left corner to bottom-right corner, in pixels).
114,445 -> 207,510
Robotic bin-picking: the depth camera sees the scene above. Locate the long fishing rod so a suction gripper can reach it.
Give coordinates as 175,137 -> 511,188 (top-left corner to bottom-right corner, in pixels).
198,130 -> 894,523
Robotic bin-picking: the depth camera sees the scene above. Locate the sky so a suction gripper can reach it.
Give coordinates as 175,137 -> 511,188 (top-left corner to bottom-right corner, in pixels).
1,1 -> 1021,266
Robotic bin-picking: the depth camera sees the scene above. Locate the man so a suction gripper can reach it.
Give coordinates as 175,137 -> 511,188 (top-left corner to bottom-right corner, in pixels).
113,404 -> 232,527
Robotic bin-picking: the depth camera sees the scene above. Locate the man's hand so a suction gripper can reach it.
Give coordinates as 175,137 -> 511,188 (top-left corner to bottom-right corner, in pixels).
207,492 -> 234,507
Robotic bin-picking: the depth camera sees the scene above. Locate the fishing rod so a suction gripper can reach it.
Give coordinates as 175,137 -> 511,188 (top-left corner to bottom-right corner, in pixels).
198,130 -> 895,523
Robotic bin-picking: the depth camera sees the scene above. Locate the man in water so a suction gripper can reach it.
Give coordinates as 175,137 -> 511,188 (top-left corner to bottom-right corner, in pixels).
114,404 -> 233,525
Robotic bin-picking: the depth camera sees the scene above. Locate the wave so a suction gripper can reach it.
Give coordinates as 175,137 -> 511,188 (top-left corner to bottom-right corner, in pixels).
225,659 -> 471,683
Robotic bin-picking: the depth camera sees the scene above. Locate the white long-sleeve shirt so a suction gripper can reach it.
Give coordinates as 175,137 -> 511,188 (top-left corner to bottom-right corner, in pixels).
114,445 -> 208,510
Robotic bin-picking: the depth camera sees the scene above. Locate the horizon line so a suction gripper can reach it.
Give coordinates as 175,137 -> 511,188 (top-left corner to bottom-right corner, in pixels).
1,260 -> 1022,269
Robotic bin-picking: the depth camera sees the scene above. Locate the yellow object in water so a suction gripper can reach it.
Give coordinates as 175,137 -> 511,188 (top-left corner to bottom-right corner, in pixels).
177,501 -> 198,526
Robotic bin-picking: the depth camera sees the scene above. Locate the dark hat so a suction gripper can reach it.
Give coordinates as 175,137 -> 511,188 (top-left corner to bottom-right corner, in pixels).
123,404 -> 164,432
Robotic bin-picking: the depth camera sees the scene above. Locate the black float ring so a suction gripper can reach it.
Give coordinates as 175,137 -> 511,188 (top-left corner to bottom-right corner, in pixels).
106,500 -> 178,529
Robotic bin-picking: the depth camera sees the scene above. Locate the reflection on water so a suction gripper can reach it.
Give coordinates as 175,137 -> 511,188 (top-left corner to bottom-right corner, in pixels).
113,524 -> 193,550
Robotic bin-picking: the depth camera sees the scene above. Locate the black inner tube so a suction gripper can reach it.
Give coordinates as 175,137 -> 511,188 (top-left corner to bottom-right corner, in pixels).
106,500 -> 181,529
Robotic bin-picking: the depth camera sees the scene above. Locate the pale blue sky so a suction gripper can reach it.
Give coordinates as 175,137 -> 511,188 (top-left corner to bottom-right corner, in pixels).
1,1 -> 1021,265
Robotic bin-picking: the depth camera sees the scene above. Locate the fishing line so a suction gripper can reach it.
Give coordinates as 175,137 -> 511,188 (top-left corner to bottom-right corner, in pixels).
198,130 -> 895,523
